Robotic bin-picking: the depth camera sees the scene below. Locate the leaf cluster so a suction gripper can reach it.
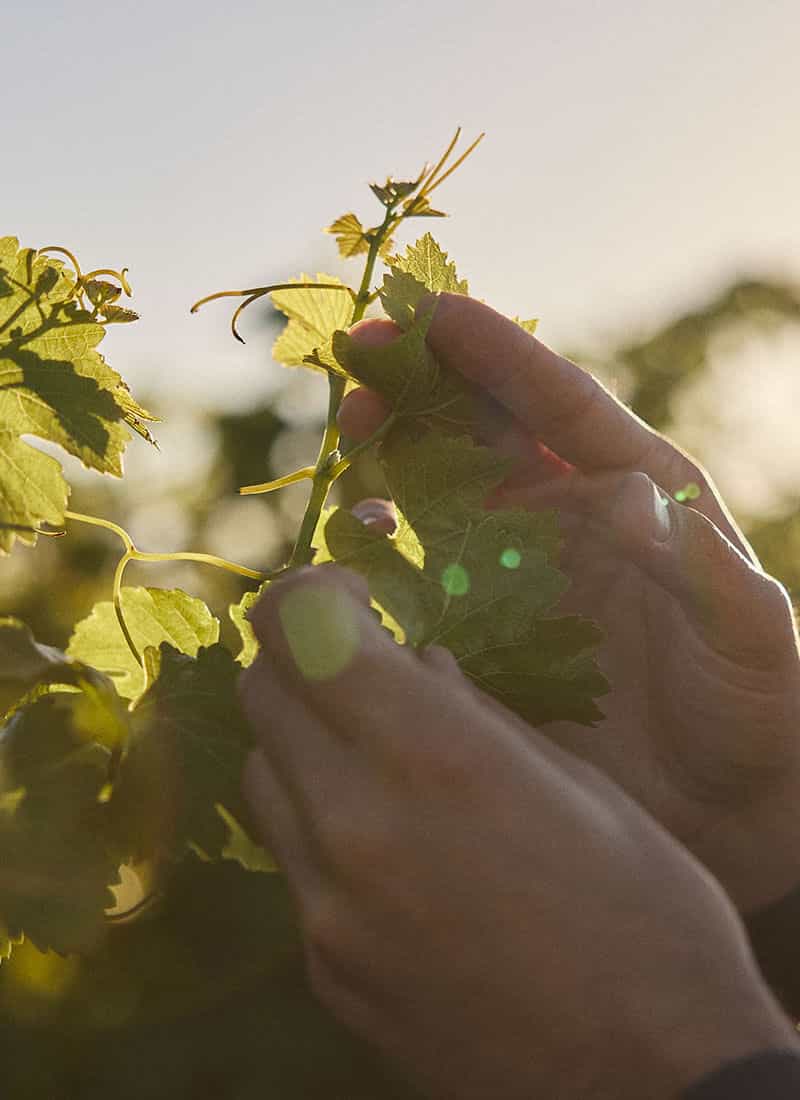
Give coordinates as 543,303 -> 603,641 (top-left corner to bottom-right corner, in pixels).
0,238 -> 157,553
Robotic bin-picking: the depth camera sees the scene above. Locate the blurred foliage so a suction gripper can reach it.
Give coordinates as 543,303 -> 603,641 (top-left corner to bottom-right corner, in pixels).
1,274 -> 799,1095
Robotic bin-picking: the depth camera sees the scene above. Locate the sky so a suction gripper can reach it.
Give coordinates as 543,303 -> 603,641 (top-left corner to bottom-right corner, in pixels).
3,0 -> 799,513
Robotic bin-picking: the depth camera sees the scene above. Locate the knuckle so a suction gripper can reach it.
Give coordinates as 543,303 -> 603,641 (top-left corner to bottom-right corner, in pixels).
401,733 -> 488,798
318,807 -> 390,882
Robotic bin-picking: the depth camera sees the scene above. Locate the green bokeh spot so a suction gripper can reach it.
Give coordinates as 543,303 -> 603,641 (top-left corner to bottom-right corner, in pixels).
674,481 -> 701,502
441,563 -> 470,597
499,547 -> 522,570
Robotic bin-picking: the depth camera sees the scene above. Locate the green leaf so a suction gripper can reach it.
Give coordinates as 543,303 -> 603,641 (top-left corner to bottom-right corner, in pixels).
402,195 -> 447,218
67,587 -> 220,701
386,233 -> 469,296
332,308 -> 441,416
217,804 -> 275,873
326,213 -> 370,259
0,693 -> 120,955
83,279 -> 121,308
0,432 -> 67,552
109,644 -> 253,864
512,316 -> 539,335
0,617 -> 123,724
0,236 -> 158,553
326,429 -> 608,726
270,274 -> 354,369
332,307 -> 476,434
230,590 -> 259,668
100,304 -> 139,324
380,269 -> 429,330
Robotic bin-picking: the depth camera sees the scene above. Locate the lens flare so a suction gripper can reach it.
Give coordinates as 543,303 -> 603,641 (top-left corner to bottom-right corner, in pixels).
278,585 -> 361,681
499,547 -> 522,570
441,563 -> 470,596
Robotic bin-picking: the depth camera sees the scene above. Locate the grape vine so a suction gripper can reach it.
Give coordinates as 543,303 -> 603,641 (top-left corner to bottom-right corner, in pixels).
0,129 -> 608,961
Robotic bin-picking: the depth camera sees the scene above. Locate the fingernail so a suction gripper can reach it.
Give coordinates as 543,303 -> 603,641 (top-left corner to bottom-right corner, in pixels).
652,484 -> 672,542
352,498 -> 396,535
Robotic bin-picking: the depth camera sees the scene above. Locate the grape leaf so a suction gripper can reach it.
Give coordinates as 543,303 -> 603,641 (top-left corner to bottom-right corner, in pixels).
0,237 -> 157,552
332,308 -> 476,435
230,590 -> 259,668
109,644 -> 254,864
402,195 -> 446,218
271,274 -> 354,369
217,804 -> 275,873
386,233 -> 468,296
379,268 -> 429,330
0,693 -> 120,955
67,587 -> 220,701
325,429 -> 608,726
0,618 -> 125,730
333,307 -> 441,416
326,213 -> 370,259
512,316 -> 539,335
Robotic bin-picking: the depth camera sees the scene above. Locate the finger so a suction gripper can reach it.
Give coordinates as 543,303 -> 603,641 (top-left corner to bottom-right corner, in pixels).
423,294 -> 753,550
338,386 -> 391,442
247,565 -> 531,793
240,647 -> 354,821
503,469 -> 796,670
247,565 -> 428,745
337,320 -> 398,441
241,748 -> 321,896
351,497 -> 397,536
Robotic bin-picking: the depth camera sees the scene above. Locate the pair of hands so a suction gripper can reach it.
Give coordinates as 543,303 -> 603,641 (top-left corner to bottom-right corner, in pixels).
240,294 -> 800,1097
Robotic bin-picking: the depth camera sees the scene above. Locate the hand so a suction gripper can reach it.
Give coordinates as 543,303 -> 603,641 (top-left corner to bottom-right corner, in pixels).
239,567 -> 796,1100
338,294 -> 800,914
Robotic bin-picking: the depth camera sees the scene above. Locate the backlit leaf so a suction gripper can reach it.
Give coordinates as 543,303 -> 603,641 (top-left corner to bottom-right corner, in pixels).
67,587 -> 220,701
0,236 -> 157,552
386,233 -> 468,296
326,213 -> 370,259
271,273 -> 354,369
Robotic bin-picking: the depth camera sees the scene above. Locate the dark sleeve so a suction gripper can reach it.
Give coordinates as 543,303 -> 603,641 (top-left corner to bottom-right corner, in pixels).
683,1051 -> 800,1099
746,882 -> 800,1017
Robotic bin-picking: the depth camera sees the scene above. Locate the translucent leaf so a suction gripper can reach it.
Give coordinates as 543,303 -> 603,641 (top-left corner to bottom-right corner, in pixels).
67,587 -> 220,701
402,195 -> 447,218
0,237 -> 157,552
83,279 -> 121,307
270,273 -> 353,369
380,269 -> 429,330
512,316 -> 539,335
326,213 -> 370,259
218,804 -> 275,873
100,304 -> 139,324
387,233 -> 469,296
230,590 -> 259,668
0,618 -> 122,723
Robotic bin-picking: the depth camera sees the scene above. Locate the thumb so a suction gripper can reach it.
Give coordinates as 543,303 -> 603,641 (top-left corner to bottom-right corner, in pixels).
504,470 -> 798,671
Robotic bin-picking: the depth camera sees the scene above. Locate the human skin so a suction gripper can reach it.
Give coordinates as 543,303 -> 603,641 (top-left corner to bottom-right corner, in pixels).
239,566 -> 798,1100
337,293 -> 800,915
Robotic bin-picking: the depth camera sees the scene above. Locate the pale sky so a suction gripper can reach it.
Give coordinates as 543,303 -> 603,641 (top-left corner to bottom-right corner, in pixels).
3,0 -> 800,512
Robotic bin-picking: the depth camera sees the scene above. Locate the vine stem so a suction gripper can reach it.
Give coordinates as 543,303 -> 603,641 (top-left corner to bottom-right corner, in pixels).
64,511 -> 272,667
287,204 -> 398,568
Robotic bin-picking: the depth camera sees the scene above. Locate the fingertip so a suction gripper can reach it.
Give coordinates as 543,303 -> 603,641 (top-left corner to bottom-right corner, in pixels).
608,472 -> 673,550
348,317 -> 401,345
351,497 -> 397,536
337,387 -> 392,440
